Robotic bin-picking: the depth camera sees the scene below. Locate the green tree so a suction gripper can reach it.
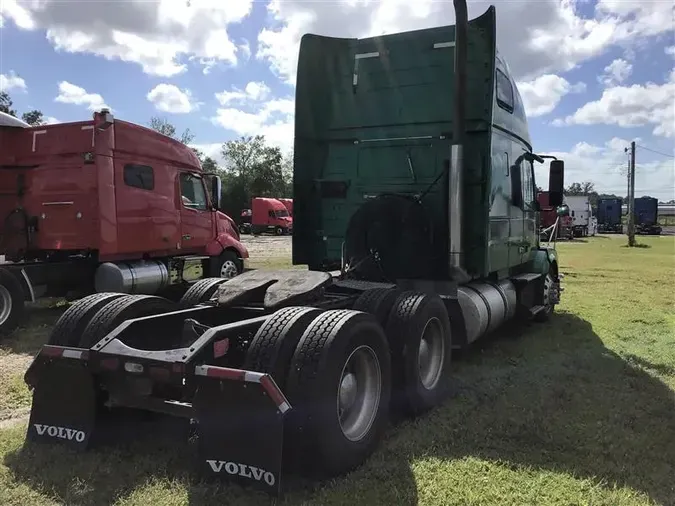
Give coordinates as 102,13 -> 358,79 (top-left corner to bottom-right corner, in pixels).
0,92 -> 17,116
219,135 -> 292,219
21,110 -> 45,126
565,181 -> 595,195
148,116 -> 195,144
201,156 -> 219,174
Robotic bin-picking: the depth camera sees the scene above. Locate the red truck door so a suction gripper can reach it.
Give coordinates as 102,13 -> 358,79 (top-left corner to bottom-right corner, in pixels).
178,171 -> 213,251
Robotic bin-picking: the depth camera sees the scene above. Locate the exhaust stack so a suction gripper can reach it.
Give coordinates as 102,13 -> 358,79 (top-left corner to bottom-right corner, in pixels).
448,0 -> 470,282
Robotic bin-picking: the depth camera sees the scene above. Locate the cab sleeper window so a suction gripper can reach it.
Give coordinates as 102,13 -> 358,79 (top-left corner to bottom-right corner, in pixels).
496,69 -> 514,113
124,164 -> 154,191
179,172 -> 208,211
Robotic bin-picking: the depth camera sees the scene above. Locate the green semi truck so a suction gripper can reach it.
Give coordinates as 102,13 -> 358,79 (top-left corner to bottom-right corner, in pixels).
23,1 -> 568,499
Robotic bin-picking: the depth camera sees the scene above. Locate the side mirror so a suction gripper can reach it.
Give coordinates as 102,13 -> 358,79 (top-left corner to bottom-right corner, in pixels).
210,175 -> 222,210
556,204 -> 570,217
548,160 -> 564,207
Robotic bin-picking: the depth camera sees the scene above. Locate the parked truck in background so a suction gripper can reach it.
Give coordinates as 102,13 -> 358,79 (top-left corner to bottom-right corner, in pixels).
597,197 -> 623,233
239,208 -> 252,234
22,3 -> 569,499
565,195 -> 592,237
278,198 -> 293,217
634,196 -> 662,235
538,191 -> 572,240
0,109 -> 248,336
251,197 -> 293,235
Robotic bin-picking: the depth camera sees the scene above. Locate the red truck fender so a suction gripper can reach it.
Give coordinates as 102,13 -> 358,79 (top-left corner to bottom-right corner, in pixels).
206,234 -> 249,261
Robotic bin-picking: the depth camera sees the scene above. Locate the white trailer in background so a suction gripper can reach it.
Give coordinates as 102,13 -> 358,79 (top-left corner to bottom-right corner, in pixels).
565,195 -> 592,237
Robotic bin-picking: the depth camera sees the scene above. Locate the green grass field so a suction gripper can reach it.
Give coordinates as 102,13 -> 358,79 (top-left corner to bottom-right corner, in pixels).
0,235 -> 673,506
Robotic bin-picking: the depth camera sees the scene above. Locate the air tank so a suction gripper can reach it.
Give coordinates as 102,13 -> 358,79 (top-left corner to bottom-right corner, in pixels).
94,260 -> 169,295
457,279 -> 517,344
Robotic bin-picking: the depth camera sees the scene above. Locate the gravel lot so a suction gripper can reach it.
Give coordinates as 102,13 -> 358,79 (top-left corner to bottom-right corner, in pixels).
240,234 -> 294,267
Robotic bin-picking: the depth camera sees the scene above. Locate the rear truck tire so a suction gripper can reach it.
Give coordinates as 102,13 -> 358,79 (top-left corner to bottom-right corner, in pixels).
534,270 -> 560,323
352,287 -> 401,327
179,277 -> 229,308
0,268 -> 25,338
48,292 -> 127,346
243,306 -> 323,389
285,309 -> 391,478
209,250 -> 243,280
385,291 -> 452,416
79,294 -> 175,348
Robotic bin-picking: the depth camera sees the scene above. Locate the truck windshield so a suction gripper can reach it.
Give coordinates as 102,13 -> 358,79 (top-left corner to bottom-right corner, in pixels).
275,209 -> 289,218
180,172 -> 207,211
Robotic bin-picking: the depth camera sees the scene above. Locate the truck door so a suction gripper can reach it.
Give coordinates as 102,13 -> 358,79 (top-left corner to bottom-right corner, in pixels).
520,158 -> 537,263
178,171 -> 213,252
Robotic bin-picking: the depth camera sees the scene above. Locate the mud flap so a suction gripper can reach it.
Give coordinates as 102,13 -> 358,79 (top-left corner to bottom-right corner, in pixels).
192,371 -> 288,497
26,363 -> 97,449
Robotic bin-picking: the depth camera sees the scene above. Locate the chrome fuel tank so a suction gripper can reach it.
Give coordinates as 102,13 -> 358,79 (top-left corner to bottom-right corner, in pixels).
94,260 -> 169,294
457,279 -> 517,344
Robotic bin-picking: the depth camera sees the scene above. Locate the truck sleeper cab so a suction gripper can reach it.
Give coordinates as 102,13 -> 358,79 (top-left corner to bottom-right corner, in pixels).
22,2 -> 568,500
0,110 -> 248,335
251,197 -> 293,235
597,197 -> 623,234
633,196 -> 662,235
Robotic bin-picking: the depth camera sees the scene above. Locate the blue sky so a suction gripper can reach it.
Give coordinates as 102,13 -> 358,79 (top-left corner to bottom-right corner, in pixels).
1,0 -> 673,200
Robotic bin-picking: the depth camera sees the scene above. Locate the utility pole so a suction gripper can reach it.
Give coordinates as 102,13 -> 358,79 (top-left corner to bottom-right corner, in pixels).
627,141 -> 636,246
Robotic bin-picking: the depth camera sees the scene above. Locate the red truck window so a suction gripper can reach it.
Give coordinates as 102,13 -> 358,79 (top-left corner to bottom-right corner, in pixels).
180,172 -> 207,211
124,164 -> 154,190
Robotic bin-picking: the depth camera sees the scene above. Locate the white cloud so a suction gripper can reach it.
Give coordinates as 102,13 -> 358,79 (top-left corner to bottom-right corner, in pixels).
190,142 -> 224,165
238,40 -> 251,62
535,136 -> 675,202
212,81 -> 294,152
257,0 -> 674,86
44,116 -> 60,125
1,0 -> 253,77
555,70 -> 675,138
0,71 -> 27,92
517,74 -> 586,117
55,81 -> 109,111
147,84 -> 198,114
666,46 -> 675,58
0,0 -> 35,30
215,81 -> 272,106
600,58 -> 633,85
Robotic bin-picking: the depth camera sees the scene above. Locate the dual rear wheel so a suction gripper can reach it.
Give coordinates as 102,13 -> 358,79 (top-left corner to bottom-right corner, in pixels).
243,288 -> 452,478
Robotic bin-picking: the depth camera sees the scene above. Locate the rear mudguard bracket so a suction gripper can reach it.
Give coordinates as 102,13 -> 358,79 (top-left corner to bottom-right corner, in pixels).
26,361 -> 97,450
192,366 -> 290,497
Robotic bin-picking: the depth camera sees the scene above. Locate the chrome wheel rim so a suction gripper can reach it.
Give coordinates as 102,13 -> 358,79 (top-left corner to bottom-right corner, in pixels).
220,260 -> 239,279
418,317 -> 445,390
337,345 -> 381,442
0,285 -> 12,326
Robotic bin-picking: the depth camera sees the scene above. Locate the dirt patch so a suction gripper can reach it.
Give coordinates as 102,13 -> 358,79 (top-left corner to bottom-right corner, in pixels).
241,235 -> 292,260
240,235 -> 295,269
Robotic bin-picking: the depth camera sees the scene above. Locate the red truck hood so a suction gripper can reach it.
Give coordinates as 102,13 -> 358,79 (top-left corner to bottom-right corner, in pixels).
216,211 -> 240,237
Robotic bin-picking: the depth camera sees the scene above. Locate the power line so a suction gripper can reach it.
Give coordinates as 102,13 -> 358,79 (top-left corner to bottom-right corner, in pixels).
636,144 -> 675,159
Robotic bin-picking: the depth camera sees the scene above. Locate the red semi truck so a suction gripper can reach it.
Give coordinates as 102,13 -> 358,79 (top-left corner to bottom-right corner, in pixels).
0,109 -> 249,336
538,191 -> 572,240
251,197 -> 293,235
278,198 -> 293,217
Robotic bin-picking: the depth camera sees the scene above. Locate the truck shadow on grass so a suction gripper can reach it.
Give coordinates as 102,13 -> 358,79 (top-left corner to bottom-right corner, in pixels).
1,303 -> 67,355
3,312 -> 674,505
